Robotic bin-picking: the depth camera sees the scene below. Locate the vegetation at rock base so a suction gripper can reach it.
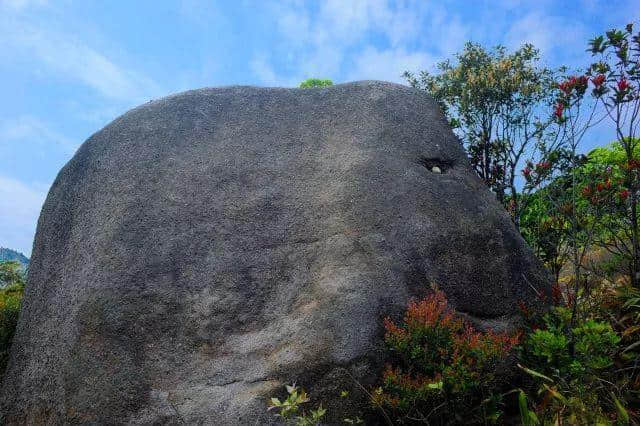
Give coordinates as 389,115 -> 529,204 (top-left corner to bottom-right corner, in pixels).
372,289 -> 519,424
268,384 -> 327,425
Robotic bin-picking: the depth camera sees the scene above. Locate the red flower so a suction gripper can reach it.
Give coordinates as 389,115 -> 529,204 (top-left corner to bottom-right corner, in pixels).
522,167 -> 531,177
620,189 -> 630,200
596,183 -> 604,192
592,74 -> 606,87
618,78 -> 629,92
534,161 -> 551,171
581,186 -> 592,196
554,103 -> 564,119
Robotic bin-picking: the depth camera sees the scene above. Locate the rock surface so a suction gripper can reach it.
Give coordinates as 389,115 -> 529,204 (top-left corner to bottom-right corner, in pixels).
0,81 -> 550,424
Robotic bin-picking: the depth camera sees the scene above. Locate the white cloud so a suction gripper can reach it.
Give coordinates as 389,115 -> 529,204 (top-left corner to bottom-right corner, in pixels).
0,116 -> 77,154
348,46 -> 435,83
250,55 -> 284,86
0,0 -> 47,11
504,12 -> 588,67
0,18 -> 162,102
253,0 -> 459,85
0,176 -> 47,257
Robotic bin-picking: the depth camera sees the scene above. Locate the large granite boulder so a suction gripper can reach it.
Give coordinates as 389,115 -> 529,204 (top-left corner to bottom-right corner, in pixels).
1,81 -> 550,424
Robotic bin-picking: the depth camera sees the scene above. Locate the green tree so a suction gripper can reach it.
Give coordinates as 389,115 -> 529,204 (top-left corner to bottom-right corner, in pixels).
0,261 -> 24,288
299,78 -> 333,89
405,42 -> 559,229
587,24 -> 640,287
573,141 -> 640,283
520,186 -> 571,286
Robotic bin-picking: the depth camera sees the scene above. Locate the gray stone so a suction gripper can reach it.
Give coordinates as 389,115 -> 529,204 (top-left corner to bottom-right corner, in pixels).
0,81 -> 550,424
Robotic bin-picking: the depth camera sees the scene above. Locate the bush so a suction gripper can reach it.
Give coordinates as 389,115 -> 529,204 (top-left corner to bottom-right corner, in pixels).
268,384 -> 326,426
518,306 -> 627,424
299,78 -> 333,89
373,289 -> 519,424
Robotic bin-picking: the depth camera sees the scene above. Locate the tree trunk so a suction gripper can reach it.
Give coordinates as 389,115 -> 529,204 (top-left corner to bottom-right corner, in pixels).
630,189 -> 639,287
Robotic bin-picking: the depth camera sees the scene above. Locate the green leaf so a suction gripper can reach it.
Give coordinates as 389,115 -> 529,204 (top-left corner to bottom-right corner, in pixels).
612,393 -> 629,425
271,398 -> 282,407
517,363 -> 554,382
428,381 -> 443,390
542,384 -> 567,404
518,390 -> 540,426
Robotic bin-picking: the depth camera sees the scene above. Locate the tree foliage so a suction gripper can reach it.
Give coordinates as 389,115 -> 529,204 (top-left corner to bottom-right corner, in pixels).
405,42 -> 559,227
0,261 -> 24,377
299,78 -> 333,89
586,23 -> 640,287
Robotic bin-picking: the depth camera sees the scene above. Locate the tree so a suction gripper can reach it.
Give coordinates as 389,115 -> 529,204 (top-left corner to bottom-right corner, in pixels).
546,70 -> 605,338
405,42 -> 559,229
0,261 -> 24,288
520,186 -> 571,287
299,78 -> 333,89
587,24 -> 640,287
574,141 -> 640,284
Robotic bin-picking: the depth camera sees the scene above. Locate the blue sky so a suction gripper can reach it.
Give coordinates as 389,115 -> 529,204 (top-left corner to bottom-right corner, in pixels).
1,0 -> 638,256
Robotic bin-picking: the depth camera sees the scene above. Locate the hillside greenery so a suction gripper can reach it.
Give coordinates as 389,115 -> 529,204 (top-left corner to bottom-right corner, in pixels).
0,248 -> 29,270
0,261 -> 25,376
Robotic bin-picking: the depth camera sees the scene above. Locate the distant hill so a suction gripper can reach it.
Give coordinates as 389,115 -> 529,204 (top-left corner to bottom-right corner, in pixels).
0,248 -> 29,268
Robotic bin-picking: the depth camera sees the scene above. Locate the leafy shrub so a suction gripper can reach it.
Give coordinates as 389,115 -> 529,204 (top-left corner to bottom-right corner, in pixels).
518,306 -> 628,424
299,78 -> 333,89
268,384 -> 326,426
524,307 -> 620,375
0,260 -> 24,288
373,289 -> 519,424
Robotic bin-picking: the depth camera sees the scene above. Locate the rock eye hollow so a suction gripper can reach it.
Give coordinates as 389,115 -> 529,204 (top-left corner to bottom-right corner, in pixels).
419,157 -> 454,174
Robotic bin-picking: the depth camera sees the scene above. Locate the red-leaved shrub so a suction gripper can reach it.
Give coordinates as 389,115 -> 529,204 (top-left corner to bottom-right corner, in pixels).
373,290 -> 519,424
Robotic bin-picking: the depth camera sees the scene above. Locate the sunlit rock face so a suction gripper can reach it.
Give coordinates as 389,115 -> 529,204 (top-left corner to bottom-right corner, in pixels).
0,81 -> 550,425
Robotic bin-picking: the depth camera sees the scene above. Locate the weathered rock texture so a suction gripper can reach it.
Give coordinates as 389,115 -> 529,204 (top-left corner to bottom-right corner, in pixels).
1,81 -> 550,424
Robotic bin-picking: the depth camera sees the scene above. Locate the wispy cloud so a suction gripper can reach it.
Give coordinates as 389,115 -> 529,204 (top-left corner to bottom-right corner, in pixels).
0,176 -> 47,257
504,12 -> 588,67
0,16 -> 162,103
250,54 -> 291,87
251,0 -> 470,85
0,116 -> 77,154
0,0 -> 47,11
348,46 -> 435,83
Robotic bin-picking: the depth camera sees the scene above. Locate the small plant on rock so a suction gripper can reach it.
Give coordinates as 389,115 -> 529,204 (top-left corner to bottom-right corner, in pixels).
268,383 -> 326,426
